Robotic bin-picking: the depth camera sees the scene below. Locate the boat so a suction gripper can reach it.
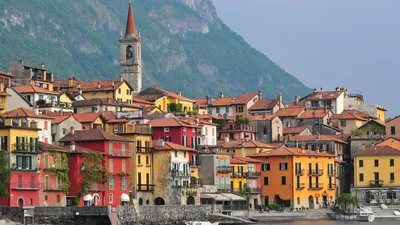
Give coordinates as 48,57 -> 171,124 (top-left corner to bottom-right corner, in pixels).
357,207 -> 375,222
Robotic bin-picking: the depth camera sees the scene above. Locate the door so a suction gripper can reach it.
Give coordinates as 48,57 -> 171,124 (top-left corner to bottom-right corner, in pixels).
230,181 -> 234,192
146,173 -> 150,190
308,196 -> 314,209
374,172 -> 379,185
265,196 -> 269,206
253,199 -> 258,209
239,181 -> 242,192
138,172 -> 142,190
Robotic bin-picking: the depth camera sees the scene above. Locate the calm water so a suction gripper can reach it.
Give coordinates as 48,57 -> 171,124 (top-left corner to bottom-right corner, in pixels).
253,220 -> 400,225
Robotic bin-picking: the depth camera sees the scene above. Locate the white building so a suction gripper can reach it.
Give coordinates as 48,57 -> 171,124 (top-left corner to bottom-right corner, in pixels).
303,88 -> 345,114
49,115 -> 83,144
198,121 -> 217,146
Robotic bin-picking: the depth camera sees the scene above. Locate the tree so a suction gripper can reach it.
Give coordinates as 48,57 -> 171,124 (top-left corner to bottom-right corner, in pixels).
335,193 -> 358,213
0,152 -> 11,197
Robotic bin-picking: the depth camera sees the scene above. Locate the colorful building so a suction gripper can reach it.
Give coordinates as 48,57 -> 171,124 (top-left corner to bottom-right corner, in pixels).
249,147 -> 336,209
73,112 -> 105,130
0,70 -> 12,114
209,92 -> 260,118
198,151 -> 231,192
221,139 -> 275,157
59,129 -> 132,207
248,92 -> 284,116
153,140 -> 199,205
218,120 -> 257,141
0,118 -> 41,207
9,60 -> 54,90
332,109 -> 371,134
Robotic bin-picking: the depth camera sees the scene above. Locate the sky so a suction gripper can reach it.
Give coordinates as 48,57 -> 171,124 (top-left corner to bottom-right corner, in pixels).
212,0 -> 400,117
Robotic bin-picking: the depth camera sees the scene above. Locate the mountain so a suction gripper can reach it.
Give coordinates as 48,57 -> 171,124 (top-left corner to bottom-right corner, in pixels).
0,0 -> 310,100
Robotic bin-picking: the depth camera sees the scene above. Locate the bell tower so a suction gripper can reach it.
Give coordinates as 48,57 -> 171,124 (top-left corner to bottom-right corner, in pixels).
120,1 -> 142,95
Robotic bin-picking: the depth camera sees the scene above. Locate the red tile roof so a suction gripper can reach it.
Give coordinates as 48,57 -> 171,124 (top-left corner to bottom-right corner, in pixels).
249,99 -> 279,111
275,107 -> 304,117
13,85 -> 58,95
3,108 -> 52,119
59,130 -> 131,142
148,118 -> 197,128
332,110 -> 370,121
71,80 -> 130,92
283,127 -> 309,135
153,141 -> 196,152
298,109 -> 330,119
222,140 -> 276,149
233,155 -> 262,164
100,111 -> 128,123
230,156 -> 247,164
125,2 -> 137,35
289,135 -> 348,144
0,70 -> 13,77
138,86 -> 195,102
39,141 -> 70,152
305,91 -> 341,100
353,146 -> 400,156
248,147 -> 335,157
247,115 -> 277,121
53,78 -> 82,89
72,98 -> 118,107
132,97 -> 154,105
73,112 -> 102,123
232,93 -> 258,105
194,98 -> 207,107
211,97 -> 236,106
49,115 -> 70,124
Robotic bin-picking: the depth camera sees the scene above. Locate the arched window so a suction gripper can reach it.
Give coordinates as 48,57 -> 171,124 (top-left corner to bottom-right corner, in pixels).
186,196 -> 195,205
126,45 -> 134,60
297,197 -> 300,205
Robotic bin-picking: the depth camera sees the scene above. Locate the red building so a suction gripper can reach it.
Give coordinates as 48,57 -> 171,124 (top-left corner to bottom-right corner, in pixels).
59,128 -> 132,207
149,118 -> 199,166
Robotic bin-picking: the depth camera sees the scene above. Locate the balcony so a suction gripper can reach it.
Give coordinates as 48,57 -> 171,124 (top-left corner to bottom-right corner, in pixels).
370,180 -> 384,187
189,160 -> 201,167
295,169 -> 305,176
328,184 -> 337,190
43,184 -> 64,192
12,162 -> 40,172
109,150 -> 132,158
10,182 -> 41,190
231,172 -> 245,178
328,170 -> 336,177
246,172 -> 261,178
217,184 -> 231,192
137,184 -> 155,192
217,166 -> 231,174
171,170 -> 191,177
136,147 -> 153,154
122,124 -> 152,135
308,183 -> 324,190
296,183 -> 306,190
308,169 -> 324,176
12,144 -> 43,154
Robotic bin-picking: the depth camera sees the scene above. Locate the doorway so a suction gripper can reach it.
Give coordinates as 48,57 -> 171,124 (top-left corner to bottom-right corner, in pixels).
18,198 -> 24,207
308,195 -> 314,209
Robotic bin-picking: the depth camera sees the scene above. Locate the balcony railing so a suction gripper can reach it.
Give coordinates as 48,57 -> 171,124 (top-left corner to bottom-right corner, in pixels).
308,169 -> 324,176
189,160 -> 201,167
43,184 -> 64,191
231,172 -> 245,178
328,184 -> 337,190
246,171 -> 261,178
217,184 -> 231,191
171,170 -> 191,177
109,150 -> 132,158
296,183 -> 306,190
136,147 -> 153,154
123,124 -> 152,135
13,162 -> 40,172
10,182 -> 41,190
370,180 -> 384,187
328,170 -> 336,177
308,183 -> 324,190
217,166 -> 231,174
295,169 -> 305,176
12,144 -> 43,154
137,184 -> 155,192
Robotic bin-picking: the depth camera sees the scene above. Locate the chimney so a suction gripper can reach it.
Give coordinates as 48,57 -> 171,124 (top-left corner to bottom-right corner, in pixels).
278,93 -> 283,109
320,87 -> 323,93
362,144 -> 366,151
301,146 -> 306,154
157,139 -> 165,147
19,59 -> 24,64
78,88 -> 82,95
120,75 -> 123,82
244,135 -> 250,142
41,63 -> 45,69
77,83 -> 81,89
219,92 -> 224,98
224,136 -> 230,143
258,90 -> 262,100
177,92 -> 182,96
335,87 -> 340,92
70,141 -> 76,151
316,146 -> 320,154
97,81 -> 101,89
205,95 -> 212,105
295,96 -> 299,104
70,126 -> 75,134
313,88 -> 317,93
112,81 -> 115,87
321,148 -> 327,154
68,78 -> 73,87
34,105 -> 39,115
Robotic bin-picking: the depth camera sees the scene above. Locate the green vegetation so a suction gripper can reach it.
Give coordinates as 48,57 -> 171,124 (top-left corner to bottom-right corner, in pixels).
0,0 -> 309,100
44,152 -> 71,193
0,152 -> 11,197
80,152 -> 108,196
335,193 -> 358,213
167,103 -> 183,112
350,122 -> 385,136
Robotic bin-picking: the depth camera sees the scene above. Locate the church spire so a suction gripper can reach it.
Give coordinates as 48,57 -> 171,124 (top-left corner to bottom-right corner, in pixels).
125,1 -> 136,36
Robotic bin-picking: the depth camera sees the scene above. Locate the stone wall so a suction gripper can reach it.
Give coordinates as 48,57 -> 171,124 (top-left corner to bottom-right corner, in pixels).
34,206 -> 110,225
0,206 -> 23,223
117,205 -> 212,225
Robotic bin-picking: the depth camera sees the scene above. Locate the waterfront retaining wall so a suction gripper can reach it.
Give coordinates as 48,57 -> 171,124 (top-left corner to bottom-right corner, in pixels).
34,206 -> 110,225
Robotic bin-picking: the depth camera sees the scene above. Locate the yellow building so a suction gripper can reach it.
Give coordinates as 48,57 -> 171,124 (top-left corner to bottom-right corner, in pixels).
352,145 -> 400,204
72,112 -> 104,130
230,156 -> 247,192
249,147 -> 336,209
137,86 -> 196,113
221,139 -> 276,157
0,71 -> 12,113
117,123 -> 154,205
332,110 -> 371,134
58,92 -> 73,109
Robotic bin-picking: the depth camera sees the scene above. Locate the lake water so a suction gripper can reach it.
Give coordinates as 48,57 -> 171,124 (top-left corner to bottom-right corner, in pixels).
253,220 -> 400,225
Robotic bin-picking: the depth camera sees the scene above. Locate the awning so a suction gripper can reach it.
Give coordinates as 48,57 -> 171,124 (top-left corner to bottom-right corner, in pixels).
121,193 -> 130,202
200,193 -> 217,199
216,193 -> 245,201
83,194 -> 92,201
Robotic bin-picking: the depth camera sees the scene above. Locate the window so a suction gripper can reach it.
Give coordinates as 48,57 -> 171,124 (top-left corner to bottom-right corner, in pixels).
279,163 -> 288,171
311,101 -> 318,107
109,178 -> 114,190
216,107 -> 220,113
45,175 -> 49,189
137,155 -> 141,164
263,127 -> 267,135
391,126 -> 396,135
184,152 -> 187,158
146,156 -> 149,165
281,176 -> 287,185
126,89 -> 130,95
16,156 -> 32,170
390,159 -> 395,167
212,128 -> 215,136
340,120 -> 347,127
122,160 -> 126,173
29,198 -> 33,205
183,127 -> 186,132
56,154 -> 61,169
118,88 -> 121,94
175,150 -> 178,157
374,159 -> 379,167
262,163 -> 270,171
297,197 -> 300,205
44,154 -> 49,168
92,107 -> 96,112
164,127 -> 170,132
390,173 -> 395,181
359,160 -> 364,168
226,107 -> 229,113
39,95 -> 44,100
56,194 -> 60,203
263,177 -> 269,185
121,177 -> 127,190
359,173 -> 364,182
45,195 -> 48,201
44,121 -> 48,130
57,176 -> 62,189
109,159 -> 113,173
109,194 -> 113,204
